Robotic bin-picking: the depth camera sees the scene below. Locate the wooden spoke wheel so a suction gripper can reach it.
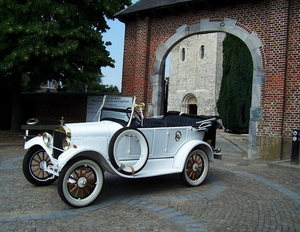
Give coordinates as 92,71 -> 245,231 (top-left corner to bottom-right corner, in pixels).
181,149 -> 209,187
22,146 -> 57,186
57,157 -> 103,207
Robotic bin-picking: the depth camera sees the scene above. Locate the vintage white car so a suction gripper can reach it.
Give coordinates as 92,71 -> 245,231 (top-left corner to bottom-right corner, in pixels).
22,95 -> 222,207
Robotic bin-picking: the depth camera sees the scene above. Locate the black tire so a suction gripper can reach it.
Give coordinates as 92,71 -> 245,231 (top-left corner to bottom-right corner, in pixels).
109,127 -> 149,175
181,149 -> 209,187
22,146 -> 57,186
57,157 -> 104,207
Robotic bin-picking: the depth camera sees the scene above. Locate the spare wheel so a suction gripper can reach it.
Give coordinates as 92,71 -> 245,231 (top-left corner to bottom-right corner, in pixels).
109,127 -> 149,175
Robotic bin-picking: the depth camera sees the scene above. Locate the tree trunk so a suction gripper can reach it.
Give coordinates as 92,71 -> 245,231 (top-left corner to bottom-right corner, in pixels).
10,84 -> 22,132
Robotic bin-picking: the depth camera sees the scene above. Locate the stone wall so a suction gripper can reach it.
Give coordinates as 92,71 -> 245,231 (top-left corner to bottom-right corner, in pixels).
167,33 -> 225,115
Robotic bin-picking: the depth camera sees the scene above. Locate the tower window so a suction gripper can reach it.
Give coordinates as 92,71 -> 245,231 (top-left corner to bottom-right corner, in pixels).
200,45 -> 205,59
181,48 -> 185,61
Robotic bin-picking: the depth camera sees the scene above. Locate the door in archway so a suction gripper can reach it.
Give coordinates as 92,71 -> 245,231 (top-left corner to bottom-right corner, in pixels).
188,104 -> 197,115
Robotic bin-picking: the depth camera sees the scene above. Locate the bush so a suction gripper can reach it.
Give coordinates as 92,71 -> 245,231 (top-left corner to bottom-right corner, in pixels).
217,34 -> 253,133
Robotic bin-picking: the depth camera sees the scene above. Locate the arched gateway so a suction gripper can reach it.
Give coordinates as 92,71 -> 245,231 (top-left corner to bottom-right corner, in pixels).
116,0 -> 300,161
150,19 -> 264,159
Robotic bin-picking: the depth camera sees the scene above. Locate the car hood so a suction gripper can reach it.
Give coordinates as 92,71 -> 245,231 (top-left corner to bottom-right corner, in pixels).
64,121 -> 123,140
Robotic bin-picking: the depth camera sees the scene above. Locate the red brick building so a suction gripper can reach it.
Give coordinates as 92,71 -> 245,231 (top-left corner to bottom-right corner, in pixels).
116,0 -> 300,161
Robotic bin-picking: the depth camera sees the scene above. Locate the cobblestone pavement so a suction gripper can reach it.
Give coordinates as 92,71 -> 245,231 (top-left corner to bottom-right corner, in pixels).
0,132 -> 300,231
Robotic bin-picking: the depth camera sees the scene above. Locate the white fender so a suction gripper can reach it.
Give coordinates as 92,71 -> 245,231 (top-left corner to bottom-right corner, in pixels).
57,146 -> 118,175
173,140 -> 213,171
24,136 -> 53,156
58,146 -> 102,167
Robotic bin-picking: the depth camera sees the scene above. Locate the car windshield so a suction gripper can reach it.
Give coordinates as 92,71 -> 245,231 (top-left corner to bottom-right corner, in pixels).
96,96 -> 136,126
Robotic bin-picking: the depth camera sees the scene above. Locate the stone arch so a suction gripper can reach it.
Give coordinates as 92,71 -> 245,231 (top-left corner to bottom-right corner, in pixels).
150,18 -> 265,158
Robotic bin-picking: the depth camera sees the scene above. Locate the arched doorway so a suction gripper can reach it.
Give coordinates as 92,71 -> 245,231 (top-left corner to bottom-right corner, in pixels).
150,18 -> 265,159
182,94 -> 198,115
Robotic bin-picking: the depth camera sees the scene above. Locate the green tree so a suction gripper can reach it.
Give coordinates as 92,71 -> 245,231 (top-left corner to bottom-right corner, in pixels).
0,0 -> 131,131
64,75 -> 119,93
217,34 -> 253,133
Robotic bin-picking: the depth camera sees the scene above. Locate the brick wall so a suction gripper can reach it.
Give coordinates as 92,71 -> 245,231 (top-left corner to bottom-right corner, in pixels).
121,0 -> 300,160
123,1 -> 271,108
284,0 -> 300,137
258,0 -> 289,137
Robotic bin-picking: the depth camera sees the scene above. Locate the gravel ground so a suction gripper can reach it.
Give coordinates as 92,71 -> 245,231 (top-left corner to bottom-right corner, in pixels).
0,130 -> 25,144
1,129 -> 300,231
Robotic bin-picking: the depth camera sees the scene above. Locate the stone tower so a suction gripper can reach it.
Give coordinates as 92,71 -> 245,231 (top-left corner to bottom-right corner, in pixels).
167,32 -> 226,116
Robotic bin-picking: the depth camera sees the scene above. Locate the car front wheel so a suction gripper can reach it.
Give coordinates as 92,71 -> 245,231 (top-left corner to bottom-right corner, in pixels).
57,157 -> 104,207
22,146 -> 57,186
181,149 -> 209,187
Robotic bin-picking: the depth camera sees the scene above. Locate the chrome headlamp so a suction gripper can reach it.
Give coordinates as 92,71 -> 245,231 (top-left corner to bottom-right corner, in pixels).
62,138 -> 71,151
42,132 -> 52,146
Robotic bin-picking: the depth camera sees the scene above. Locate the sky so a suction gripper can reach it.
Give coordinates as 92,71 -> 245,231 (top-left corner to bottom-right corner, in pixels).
101,0 -> 139,90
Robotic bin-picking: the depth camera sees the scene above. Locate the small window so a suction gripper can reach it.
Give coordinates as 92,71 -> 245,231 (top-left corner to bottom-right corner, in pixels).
181,48 -> 185,61
200,45 -> 205,59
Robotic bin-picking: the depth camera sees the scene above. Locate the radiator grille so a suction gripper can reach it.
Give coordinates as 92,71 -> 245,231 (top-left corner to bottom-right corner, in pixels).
53,128 -> 67,159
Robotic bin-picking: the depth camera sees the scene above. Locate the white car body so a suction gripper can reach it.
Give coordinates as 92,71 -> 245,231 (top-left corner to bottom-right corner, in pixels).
23,95 -> 222,207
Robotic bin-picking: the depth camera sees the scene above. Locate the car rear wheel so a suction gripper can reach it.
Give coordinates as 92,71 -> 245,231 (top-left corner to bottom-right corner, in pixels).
181,149 -> 209,187
57,157 -> 103,207
22,146 -> 57,186
109,127 -> 149,175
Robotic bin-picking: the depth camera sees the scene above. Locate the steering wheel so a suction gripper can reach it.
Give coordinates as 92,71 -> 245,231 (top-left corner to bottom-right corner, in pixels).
126,107 -> 142,126
132,109 -> 142,127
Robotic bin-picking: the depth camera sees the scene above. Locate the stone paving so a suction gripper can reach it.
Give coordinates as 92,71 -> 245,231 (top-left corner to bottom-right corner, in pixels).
0,132 -> 300,231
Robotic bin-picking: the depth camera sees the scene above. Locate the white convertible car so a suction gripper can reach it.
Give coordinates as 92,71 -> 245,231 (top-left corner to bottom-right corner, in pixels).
22,95 -> 222,207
